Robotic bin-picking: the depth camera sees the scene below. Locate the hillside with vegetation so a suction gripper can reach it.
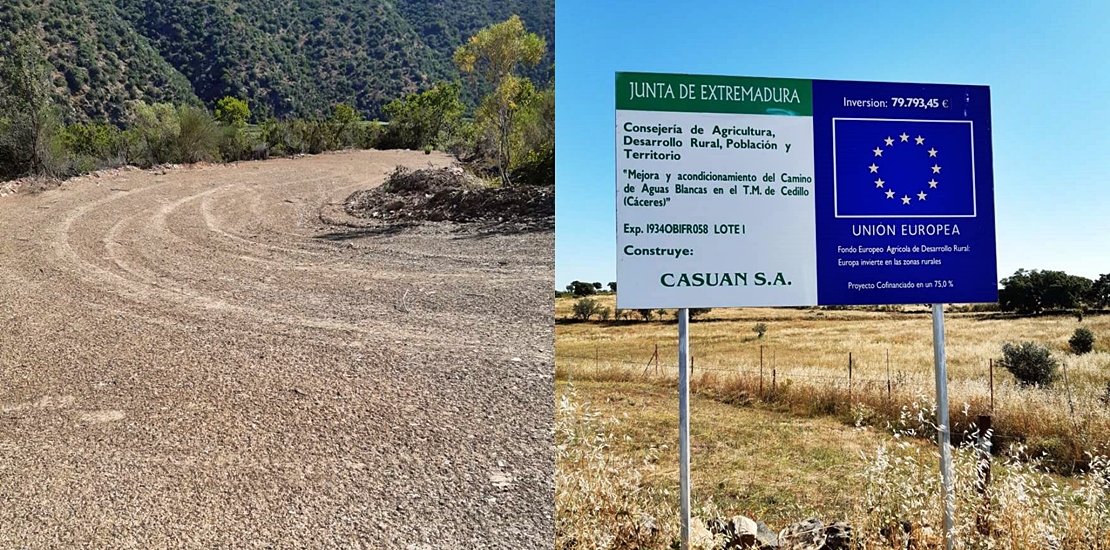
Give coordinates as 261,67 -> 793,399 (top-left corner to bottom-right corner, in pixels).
1,14 -> 553,190
0,0 -> 553,123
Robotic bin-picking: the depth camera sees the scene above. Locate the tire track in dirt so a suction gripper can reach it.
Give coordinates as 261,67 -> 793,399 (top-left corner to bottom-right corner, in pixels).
0,150 -> 554,549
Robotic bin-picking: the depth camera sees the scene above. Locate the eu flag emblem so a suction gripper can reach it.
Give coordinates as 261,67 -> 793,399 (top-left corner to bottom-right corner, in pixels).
832,119 -> 976,218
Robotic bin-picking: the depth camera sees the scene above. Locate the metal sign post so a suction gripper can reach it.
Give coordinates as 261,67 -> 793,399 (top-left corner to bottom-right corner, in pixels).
932,303 -> 955,550
677,307 -> 691,549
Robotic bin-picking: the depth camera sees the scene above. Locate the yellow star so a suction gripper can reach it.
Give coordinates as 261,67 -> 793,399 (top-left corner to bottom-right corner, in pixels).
869,163 -> 879,173
884,136 -> 895,146
875,178 -> 885,188
928,179 -> 938,188
917,191 -> 927,201
900,133 -> 909,142
873,147 -> 883,157
915,135 -> 925,145
932,164 -> 942,174
901,195 -> 911,205
928,148 -> 938,157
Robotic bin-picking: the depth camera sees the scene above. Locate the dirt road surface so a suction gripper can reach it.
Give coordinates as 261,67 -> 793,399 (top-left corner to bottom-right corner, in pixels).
0,150 -> 554,549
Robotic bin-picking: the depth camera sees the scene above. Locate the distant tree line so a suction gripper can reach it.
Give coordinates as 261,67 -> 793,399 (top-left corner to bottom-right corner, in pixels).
998,269 -> 1110,315
0,17 -> 553,188
559,268 -> 1110,318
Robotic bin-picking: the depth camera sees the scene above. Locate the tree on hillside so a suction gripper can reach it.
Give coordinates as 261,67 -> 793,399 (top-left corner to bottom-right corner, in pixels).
215,97 -> 251,127
0,33 -> 60,178
999,269 -> 1093,314
608,282 -> 617,292
454,15 -> 545,186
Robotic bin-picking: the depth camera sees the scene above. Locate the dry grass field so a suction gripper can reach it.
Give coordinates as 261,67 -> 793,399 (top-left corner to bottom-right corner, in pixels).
555,295 -> 1110,473
556,380 -> 1110,550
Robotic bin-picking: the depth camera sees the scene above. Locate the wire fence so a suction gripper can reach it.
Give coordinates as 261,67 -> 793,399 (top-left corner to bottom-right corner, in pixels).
555,345 -> 1110,462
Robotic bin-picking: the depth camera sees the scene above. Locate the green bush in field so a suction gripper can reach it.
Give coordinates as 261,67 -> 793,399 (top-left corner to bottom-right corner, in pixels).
598,307 -> 611,322
572,298 -> 600,321
1000,341 -> 1058,386
1069,327 -> 1095,355
753,323 -> 768,339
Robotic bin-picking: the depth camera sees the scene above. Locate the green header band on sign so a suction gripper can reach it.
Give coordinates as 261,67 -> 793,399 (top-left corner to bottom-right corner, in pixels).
616,72 -> 813,116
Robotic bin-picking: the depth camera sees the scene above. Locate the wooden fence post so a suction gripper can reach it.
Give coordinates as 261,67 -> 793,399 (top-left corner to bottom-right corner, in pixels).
772,350 -> 777,395
989,358 -> 994,413
648,342 -> 657,377
644,344 -> 659,379
848,352 -> 853,404
759,345 -> 764,399
886,349 -> 891,401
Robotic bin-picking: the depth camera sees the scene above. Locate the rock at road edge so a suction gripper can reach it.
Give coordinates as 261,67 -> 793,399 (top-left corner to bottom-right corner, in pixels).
778,518 -> 826,550
707,515 -> 757,549
822,521 -> 853,550
756,520 -> 780,549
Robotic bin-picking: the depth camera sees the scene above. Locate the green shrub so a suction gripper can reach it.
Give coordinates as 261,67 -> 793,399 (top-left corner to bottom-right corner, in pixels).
299,119 -> 334,154
328,103 -> 362,148
689,308 -> 711,320
572,298 -> 600,321
637,309 -> 655,322
510,143 -> 554,186
999,341 -> 1058,386
598,307 -> 611,322
132,101 -> 179,166
358,122 -> 384,149
381,81 -> 464,150
175,105 -> 219,163
260,119 -> 300,156
753,323 -> 768,339
217,125 -> 252,162
59,123 -> 119,158
1069,327 -> 1095,355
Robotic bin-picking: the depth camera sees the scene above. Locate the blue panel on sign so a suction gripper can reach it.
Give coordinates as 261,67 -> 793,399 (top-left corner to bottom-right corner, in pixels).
813,79 -> 997,305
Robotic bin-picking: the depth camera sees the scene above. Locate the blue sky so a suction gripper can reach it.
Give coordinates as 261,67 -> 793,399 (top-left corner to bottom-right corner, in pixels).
555,0 -> 1110,290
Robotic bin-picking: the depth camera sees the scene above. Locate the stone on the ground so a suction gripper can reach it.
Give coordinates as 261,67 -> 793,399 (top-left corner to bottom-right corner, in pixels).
778,519 -> 826,550
707,515 -> 757,548
756,520 -> 779,549
822,521 -> 853,550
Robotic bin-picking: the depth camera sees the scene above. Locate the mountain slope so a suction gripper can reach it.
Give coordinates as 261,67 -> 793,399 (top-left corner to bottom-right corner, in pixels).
0,0 -> 554,124
0,0 -> 200,123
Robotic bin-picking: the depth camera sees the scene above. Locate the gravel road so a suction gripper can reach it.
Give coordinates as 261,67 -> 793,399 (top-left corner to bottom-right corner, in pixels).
0,150 -> 554,549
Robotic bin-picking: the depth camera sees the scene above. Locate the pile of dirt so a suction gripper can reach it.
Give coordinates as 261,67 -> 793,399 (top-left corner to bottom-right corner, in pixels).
344,165 -> 554,224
